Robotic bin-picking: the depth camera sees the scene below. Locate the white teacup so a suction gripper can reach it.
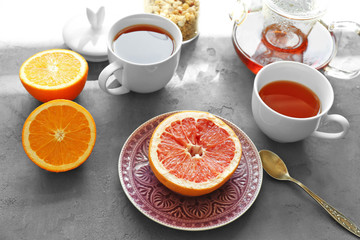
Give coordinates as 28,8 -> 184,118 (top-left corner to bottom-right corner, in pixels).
252,61 -> 350,143
98,13 -> 182,95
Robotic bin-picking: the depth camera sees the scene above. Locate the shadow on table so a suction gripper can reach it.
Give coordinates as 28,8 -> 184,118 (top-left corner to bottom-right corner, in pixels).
27,165 -> 87,205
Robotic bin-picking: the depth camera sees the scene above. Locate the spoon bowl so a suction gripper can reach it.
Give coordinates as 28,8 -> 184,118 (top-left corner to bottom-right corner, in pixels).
259,150 -> 291,181
259,149 -> 360,238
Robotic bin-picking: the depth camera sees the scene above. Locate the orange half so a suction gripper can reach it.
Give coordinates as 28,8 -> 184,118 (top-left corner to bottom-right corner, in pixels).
19,49 -> 88,102
22,99 -> 96,172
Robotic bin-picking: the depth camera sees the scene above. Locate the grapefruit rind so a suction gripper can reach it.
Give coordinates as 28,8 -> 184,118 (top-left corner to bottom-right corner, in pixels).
149,111 -> 242,196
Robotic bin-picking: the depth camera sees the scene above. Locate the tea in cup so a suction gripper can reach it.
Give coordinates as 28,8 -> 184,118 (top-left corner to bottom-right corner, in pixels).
98,13 -> 182,95
252,61 -> 350,143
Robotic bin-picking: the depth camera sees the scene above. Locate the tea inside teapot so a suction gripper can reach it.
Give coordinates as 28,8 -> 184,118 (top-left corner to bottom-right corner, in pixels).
232,0 -> 360,79
232,9 -> 334,74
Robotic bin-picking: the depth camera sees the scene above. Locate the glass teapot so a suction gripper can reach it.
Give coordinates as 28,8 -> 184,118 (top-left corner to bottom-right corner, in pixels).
230,0 -> 360,79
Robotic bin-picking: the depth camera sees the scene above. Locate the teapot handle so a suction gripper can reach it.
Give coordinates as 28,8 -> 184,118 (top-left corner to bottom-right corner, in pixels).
229,0 -> 249,26
323,21 -> 360,80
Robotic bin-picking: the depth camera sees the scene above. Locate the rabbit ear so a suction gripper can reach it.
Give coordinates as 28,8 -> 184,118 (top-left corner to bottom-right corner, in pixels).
86,8 -> 97,29
96,6 -> 105,28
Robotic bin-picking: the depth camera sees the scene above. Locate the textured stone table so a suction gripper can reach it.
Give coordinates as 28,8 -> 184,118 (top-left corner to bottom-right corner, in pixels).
1,1 -> 360,239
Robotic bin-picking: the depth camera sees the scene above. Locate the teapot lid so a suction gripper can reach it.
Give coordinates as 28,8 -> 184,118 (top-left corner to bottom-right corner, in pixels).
264,0 -> 328,20
63,7 -> 108,62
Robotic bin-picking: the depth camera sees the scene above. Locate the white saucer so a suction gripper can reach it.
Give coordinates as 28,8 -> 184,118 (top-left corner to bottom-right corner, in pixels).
182,33 -> 199,45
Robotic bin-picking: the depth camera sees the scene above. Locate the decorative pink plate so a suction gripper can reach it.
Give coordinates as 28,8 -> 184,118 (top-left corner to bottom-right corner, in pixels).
118,112 -> 263,231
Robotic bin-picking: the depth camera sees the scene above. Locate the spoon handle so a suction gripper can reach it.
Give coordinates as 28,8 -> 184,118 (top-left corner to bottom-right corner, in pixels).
290,177 -> 360,238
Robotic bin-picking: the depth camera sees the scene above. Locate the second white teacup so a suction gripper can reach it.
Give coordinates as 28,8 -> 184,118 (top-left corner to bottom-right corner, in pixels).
252,61 -> 350,143
98,13 -> 182,95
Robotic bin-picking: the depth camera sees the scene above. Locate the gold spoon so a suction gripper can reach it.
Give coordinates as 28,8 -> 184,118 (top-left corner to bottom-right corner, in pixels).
259,150 -> 360,238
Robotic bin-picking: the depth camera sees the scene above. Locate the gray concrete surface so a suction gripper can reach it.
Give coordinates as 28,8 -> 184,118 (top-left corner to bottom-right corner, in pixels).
1,1 -> 360,239
1,34 -> 360,239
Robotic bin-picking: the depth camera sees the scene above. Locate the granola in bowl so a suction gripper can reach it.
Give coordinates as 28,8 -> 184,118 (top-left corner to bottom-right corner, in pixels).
145,0 -> 200,41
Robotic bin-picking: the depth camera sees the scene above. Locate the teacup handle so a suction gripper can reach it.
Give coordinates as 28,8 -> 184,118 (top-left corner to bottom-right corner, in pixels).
98,61 -> 130,95
323,21 -> 360,80
311,114 -> 350,139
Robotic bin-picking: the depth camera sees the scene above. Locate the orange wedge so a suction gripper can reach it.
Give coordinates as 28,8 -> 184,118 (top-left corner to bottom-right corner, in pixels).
149,111 -> 242,196
19,49 -> 88,102
22,99 -> 96,172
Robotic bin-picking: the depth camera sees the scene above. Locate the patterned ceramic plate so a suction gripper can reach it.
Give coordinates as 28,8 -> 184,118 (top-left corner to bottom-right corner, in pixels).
118,112 -> 263,231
